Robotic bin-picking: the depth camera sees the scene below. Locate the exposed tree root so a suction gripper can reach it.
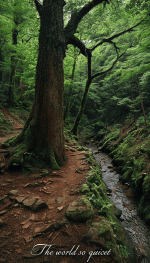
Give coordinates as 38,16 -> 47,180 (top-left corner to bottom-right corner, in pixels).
2,115 -> 62,171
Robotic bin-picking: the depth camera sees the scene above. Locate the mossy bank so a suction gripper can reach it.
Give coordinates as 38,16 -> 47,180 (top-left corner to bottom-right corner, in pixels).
99,117 -> 150,225
76,148 -> 135,263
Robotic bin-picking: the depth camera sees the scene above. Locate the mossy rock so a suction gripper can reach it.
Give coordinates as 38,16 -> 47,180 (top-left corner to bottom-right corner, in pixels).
65,195 -> 94,222
84,217 -> 133,263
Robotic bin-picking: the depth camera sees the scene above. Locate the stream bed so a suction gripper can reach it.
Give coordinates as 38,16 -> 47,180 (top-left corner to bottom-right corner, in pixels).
88,143 -> 150,263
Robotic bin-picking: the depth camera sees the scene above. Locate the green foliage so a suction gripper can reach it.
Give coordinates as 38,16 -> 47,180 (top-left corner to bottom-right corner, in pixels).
118,245 -> 129,259
0,111 -> 14,135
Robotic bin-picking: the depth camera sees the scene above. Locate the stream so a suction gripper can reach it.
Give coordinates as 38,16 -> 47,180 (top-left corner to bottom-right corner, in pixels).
87,143 -> 150,263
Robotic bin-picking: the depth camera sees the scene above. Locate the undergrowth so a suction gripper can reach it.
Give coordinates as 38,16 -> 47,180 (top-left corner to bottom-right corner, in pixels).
99,113 -> 150,224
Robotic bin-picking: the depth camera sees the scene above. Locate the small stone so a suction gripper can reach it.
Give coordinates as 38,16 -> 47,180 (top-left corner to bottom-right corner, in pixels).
23,197 -> 47,212
24,235 -> 33,243
15,196 -> 26,203
1,183 -> 8,187
8,190 -> 18,196
22,222 -> 31,229
0,210 -> 7,216
5,179 -> 13,183
33,199 -> 47,212
29,214 -> 39,222
34,227 -> 43,233
57,206 -> 63,211
23,197 -> 37,208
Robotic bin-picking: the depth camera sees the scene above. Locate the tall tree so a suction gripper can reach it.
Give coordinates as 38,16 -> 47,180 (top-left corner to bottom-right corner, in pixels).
2,0 -> 144,170
3,0 -> 66,170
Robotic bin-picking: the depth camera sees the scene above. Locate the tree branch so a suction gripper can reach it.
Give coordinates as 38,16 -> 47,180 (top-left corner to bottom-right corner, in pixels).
67,35 -> 90,56
91,20 -> 143,52
64,0 -> 107,40
91,52 -> 125,80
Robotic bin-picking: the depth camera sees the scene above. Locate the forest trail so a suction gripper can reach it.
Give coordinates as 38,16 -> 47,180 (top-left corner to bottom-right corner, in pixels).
0,111 -> 112,263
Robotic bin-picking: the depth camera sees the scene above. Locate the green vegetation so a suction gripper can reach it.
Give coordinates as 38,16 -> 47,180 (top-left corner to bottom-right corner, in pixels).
80,149 -> 132,262
0,111 -> 14,136
0,0 -> 150,258
100,114 -> 150,224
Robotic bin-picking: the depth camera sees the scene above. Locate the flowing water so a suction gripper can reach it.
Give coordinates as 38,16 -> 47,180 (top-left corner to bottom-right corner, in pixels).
87,143 -> 150,263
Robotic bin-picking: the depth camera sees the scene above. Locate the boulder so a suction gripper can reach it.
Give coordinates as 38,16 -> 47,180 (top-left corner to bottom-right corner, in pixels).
83,218 -> 114,248
65,195 -> 94,222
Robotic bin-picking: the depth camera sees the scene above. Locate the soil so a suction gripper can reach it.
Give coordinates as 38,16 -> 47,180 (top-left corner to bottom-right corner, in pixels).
0,110 -> 113,263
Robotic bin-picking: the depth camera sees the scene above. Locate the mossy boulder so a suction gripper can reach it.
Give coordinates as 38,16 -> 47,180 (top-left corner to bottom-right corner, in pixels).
83,217 -> 132,263
65,195 -> 94,222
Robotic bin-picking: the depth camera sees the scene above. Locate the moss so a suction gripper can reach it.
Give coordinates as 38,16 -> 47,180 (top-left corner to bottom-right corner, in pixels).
100,121 -> 150,225
48,146 -> 60,170
2,119 -> 63,171
88,217 -> 129,263
0,111 -> 14,136
80,184 -> 90,194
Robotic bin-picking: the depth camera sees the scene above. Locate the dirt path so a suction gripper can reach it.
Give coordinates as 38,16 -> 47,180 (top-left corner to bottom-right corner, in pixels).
0,108 -> 24,146
0,111 -> 112,263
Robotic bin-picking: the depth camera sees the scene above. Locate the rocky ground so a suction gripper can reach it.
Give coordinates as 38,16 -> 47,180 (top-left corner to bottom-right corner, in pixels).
0,110 -> 113,263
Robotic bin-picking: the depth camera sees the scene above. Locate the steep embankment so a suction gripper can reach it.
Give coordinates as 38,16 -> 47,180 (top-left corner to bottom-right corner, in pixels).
99,116 -> 150,225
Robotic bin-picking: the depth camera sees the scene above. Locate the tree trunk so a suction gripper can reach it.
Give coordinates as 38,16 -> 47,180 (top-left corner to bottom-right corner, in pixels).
3,0 -> 66,170
71,78 -> 91,135
71,51 -> 92,136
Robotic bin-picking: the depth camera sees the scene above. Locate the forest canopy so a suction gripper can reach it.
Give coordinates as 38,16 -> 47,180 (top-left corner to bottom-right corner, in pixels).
0,0 -> 149,168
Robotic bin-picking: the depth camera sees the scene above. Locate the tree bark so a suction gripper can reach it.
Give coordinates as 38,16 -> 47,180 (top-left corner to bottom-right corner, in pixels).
3,0 -> 66,170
